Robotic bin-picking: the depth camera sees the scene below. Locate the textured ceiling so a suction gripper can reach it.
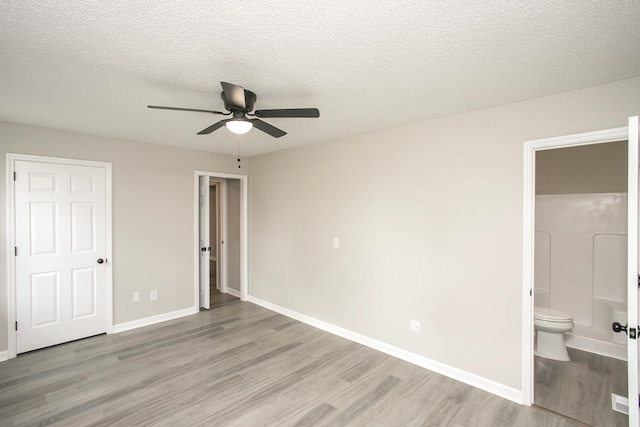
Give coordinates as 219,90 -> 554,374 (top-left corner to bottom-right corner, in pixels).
1,1 -> 640,157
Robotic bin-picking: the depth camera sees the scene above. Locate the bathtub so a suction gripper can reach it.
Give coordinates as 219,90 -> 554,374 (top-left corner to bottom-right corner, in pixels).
564,297 -> 627,361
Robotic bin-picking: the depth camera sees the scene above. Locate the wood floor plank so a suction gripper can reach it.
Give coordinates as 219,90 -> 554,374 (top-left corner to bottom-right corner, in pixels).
293,402 -> 337,426
324,374 -> 401,426
349,368 -> 444,426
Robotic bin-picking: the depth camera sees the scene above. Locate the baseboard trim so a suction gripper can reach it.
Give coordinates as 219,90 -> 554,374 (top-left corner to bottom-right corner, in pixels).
0,350 -> 8,362
248,296 -> 523,405
226,288 -> 241,298
112,306 -> 198,334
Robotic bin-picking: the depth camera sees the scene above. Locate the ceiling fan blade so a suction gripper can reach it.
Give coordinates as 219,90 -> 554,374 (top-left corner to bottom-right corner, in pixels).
250,119 -> 287,138
221,82 -> 246,110
148,105 -> 227,115
197,119 -> 230,135
253,108 -> 320,118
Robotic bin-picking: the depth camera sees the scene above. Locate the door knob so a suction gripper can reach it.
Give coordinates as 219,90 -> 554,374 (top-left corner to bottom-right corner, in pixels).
97,258 -> 105,264
612,322 -> 627,334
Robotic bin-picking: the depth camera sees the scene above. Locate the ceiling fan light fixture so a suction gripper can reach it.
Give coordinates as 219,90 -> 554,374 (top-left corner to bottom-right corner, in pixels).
225,119 -> 253,135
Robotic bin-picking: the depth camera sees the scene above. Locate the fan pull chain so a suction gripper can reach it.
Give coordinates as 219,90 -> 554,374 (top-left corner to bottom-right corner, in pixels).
237,134 -> 242,169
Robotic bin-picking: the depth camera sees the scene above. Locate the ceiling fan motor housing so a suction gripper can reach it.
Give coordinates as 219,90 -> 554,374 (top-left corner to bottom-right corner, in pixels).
221,89 -> 256,112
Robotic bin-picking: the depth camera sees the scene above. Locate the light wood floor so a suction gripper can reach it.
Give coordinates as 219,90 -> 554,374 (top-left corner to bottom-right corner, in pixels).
1,294 -> 588,426
535,348 -> 628,427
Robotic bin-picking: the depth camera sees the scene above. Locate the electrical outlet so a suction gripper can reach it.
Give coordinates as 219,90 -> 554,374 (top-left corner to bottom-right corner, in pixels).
132,291 -> 140,303
409,320 -> 421,333
333,237 -> 339,248
150,290 -> 158,301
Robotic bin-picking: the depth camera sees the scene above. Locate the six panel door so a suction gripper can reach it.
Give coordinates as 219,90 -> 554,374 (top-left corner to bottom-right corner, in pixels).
15,160 -> 107,353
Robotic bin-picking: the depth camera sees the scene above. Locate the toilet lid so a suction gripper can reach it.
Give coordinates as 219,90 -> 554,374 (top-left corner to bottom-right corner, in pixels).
534,307 -> 572,322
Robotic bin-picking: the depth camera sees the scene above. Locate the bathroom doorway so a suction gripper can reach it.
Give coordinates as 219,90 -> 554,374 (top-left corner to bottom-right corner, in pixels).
533,141 -> 628,426
522,118 -> 640,427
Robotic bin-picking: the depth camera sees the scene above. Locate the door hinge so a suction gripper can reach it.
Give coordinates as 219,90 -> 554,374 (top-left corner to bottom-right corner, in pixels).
15,321 -> 18,331
14,247 -> 17,256
630,327 -> 637,339
13,171 -> 16,181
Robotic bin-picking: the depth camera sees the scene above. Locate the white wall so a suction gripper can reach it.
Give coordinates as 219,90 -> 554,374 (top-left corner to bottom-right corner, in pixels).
248,76 -> 640,393
0,122 -> 246,352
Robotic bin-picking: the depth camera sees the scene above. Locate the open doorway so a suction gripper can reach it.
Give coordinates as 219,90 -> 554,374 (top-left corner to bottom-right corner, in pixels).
533,141 -> 628,426
522,118 -> 640,427
194,171 -> 248,311
206,178 -> 240,308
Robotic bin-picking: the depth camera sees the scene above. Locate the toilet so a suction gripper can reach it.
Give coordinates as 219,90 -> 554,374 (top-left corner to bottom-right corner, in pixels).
534,307 -> 574,361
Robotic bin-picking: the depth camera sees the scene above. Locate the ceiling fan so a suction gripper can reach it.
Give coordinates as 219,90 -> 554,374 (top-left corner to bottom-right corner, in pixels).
148,82 -> 320,138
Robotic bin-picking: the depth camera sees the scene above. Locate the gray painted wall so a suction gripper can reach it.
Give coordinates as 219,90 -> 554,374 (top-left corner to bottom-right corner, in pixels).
248,76 -> 640,392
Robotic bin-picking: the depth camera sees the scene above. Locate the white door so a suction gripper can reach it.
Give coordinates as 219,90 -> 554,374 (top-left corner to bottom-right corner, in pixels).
628,115 -> 640,427
199,176 -> 210,309
15,160 -> 108,353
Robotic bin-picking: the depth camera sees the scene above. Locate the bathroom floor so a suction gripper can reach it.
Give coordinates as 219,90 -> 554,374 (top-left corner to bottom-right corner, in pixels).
535,347 -> 627,427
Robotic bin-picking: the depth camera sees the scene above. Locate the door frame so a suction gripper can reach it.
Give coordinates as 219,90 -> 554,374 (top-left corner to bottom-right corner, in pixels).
522,126 -> 631,405
5,153 -> 113,360
193,171 -> 248,306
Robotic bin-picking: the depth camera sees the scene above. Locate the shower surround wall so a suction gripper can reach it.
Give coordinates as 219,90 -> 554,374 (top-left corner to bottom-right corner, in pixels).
535,192 -> 627,360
